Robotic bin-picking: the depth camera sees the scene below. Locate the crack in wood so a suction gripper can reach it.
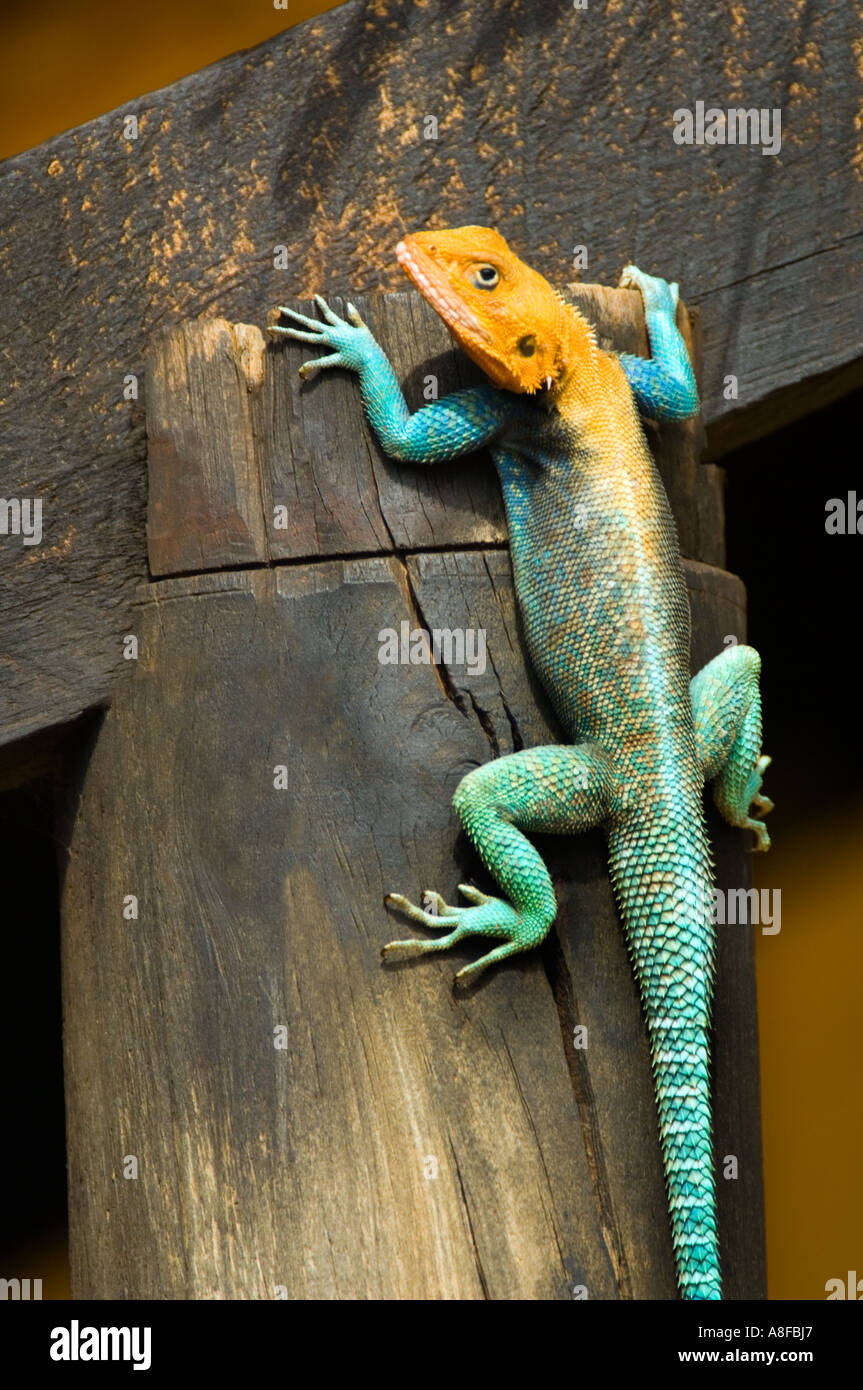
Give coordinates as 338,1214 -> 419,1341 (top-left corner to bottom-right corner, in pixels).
451,648 -> 634,1298
448,1135 -> 490,1300
541,926 -> 635,1300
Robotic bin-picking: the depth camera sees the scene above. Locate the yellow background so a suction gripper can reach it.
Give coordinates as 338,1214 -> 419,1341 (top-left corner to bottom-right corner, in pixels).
0,1 -> 344,161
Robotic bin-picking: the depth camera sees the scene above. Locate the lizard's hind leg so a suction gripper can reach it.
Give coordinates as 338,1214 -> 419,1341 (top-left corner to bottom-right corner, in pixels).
384,743 -> 614,983
691,645 -> 773,851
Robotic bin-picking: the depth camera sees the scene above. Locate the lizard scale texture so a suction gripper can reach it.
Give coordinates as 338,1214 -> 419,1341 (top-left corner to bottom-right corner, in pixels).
270,226 -> 772,1301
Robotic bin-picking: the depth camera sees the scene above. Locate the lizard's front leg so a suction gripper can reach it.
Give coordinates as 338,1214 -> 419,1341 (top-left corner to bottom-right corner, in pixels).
617,264 -> 700,421
385,743 -> 615,983
268,296 -> 518,462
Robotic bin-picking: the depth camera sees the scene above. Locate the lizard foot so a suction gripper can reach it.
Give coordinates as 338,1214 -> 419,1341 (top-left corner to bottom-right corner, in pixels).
619,263 -> 679,311
266,295 -> 372,378
741,754 -> 773,852
383,884 -> 549,983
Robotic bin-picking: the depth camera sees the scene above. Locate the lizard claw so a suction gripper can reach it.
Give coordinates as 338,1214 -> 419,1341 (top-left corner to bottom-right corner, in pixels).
266,296 -> 376,378
454,883 -> 492,906
382,884 -> 551,982
745,823 -> 772,853
742,757 -> 773,851
313,293 -> 342,325
619,263 -> 680,312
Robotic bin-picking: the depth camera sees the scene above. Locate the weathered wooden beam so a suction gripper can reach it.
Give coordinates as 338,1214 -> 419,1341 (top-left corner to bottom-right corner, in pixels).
0,288 -> 723,754
2,0 -> 858,760
60,556 -> 764,1299
146,291 -> 719,575
57,288 -> 765,1298
704,354 -> 863,462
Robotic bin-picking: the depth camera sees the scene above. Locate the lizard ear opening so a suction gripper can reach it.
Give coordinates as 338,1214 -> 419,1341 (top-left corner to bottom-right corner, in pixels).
518,335 -> 537,357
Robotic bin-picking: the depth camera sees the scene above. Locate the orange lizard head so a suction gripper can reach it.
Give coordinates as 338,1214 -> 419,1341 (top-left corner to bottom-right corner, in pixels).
396,226 -> 586,395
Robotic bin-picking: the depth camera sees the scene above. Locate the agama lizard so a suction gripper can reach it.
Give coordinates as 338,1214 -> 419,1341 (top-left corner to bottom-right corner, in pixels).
268,227 -> 772,1301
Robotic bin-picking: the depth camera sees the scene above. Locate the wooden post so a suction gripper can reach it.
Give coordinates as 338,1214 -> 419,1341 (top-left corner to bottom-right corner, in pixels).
59,288 -> 766,1299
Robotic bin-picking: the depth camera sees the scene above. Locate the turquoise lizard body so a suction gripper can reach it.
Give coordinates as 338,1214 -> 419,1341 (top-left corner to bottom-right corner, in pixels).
268,227 -> 771,1301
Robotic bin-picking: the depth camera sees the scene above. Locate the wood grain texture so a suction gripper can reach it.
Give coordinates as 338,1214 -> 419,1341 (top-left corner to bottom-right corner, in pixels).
2,284 -> 718,744
146,320 -> 269,574
147,290 -> 721,577
2,0 -> 857,744
261,290 -> 505,562
61,562 -> 612,1300
60,555 -> 764,1299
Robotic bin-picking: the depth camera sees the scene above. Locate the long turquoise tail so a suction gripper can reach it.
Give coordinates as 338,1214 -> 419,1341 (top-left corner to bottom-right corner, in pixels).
609,809 -> 721,1300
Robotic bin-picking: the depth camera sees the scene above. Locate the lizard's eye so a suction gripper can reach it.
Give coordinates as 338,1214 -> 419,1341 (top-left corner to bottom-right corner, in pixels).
473,264 -> 500,289
517,335 -> 536,357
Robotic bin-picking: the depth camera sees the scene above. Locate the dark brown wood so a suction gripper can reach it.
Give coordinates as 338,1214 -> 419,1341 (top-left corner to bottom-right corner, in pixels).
404,550 -> 764,1300
61,561 -> 612,1300
56,281 -> 767,1297
2,0 -> 858,750
145,291 -> 722,580
260,291 -> 506,564
704,354 -> 863,462
60,553 -> 764,1299
146,320 -> 269,575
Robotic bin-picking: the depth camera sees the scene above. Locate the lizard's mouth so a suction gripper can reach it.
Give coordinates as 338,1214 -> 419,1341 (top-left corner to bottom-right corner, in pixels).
396,238 -> 492,348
